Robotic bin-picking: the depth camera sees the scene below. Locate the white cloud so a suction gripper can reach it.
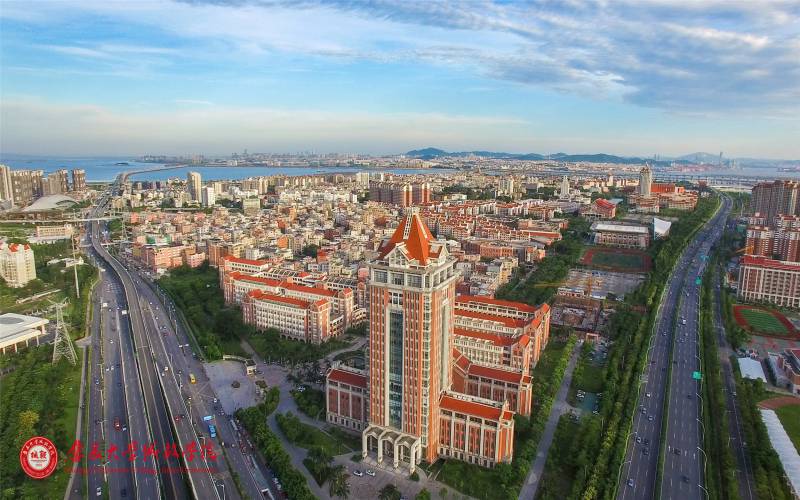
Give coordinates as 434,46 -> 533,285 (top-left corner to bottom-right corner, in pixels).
0,97 -> 531,155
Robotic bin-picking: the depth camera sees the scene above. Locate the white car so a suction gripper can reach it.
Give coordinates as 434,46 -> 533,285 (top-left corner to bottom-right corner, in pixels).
96,486 -> 102,497
366,469 -> 376,477
353,470 -> 364,477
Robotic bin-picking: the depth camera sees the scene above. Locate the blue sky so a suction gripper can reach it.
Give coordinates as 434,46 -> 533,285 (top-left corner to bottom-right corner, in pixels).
1,0 -> 799,158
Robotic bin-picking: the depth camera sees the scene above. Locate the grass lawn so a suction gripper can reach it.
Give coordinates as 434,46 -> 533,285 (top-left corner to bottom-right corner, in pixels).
736,306 -> 792,336
218,337 -> 248,358
437,460 -> 505,500
775,405 -> 800,454
47,349 -> 84,498
276,412 -> 355,456
582,248 -> 650,272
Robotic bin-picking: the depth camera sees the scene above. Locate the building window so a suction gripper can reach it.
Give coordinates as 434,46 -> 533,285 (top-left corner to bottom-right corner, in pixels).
389,310 -> 404,429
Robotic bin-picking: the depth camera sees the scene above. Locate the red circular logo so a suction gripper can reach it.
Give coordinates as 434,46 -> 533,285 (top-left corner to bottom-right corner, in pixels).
19,436 -> 58,479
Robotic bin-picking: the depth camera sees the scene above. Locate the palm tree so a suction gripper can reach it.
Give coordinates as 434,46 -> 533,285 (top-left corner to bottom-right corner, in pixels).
378,483 -> 401,500
307,445 -> 333,478
328,465 -> 350,499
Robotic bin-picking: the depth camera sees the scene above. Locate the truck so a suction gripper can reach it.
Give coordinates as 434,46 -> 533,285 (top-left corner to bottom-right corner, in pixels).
208,424 -> 217,438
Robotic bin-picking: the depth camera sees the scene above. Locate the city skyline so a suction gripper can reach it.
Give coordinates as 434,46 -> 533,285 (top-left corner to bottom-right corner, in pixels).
2,1 -> 799,158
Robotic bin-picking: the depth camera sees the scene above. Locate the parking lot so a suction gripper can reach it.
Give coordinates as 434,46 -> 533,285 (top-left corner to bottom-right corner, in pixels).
204,360 -> 259,414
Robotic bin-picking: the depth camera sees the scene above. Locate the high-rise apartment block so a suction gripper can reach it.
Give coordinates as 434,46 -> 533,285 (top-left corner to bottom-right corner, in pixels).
639,166 -> 652,196
751,180 -> 800,223
0,242 -> 37,287
187,171 -> 202,201
369,181 -> 431,207
71,169 -> 86,192
10,169 -> 44,205
201,186 -> 216,207
0,165 -> 13,204
45,169 -> 70,195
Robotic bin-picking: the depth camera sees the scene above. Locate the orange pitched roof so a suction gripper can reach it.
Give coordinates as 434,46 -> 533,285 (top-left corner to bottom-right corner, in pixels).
246,289 -> 311,308
378,213 -> 435,264
454,328 -> 527,347
327,368 -> 367,388
229,272 -> 282,287
440,394 -> 508,422
281,281 -> 337,297
468,363 -> 525,385
455,309 -> 528,329
455,295 -> 539,314
223,255 -> 270,266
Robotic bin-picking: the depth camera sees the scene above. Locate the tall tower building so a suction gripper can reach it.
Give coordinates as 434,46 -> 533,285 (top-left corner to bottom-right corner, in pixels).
187,171 -> 202,201
0,164 -> 13,204
559,175 -> 570,199
45,169 -> 70,195
751,180 -> 800,223
71,169 -> 86,192
363,210 -> 459,465
639,166 -> 653,196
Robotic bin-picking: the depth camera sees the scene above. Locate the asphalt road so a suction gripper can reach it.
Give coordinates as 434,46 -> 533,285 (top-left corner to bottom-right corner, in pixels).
89,196 -> 188,497
710,226 -> 756,500
618,195 -> 731,500
128,259 -> 282,500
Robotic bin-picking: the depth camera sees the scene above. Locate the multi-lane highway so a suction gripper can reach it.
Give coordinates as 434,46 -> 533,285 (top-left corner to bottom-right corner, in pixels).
618,194 -> 731,500
85,177 -> 277,499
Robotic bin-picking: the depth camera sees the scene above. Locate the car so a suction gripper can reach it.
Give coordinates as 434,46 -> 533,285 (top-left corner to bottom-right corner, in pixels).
643,447 -> 649,456
627,479 -> 634,487
646,392 -> 651,398
674,448 -> 681,455
114,417 -> 121,430
644,438 -> 650,445
636,436 -> 642,443
96,486 -> 102,497
353,470 -> 364,477
648,415 -> 654,421
682,475 -> 690,483
121,488 -> 127,497
366,469 -> 376,477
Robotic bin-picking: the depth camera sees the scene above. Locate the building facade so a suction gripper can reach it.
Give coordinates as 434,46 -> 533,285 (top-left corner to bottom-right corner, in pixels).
0,242 -> 37,287
187,171 -> 202,201
738,256 -> 800,308
71,169 -> 86,192
751,180 -> 800,223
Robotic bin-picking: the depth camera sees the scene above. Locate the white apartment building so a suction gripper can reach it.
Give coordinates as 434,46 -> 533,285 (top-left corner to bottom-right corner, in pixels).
0,242 -> 37,287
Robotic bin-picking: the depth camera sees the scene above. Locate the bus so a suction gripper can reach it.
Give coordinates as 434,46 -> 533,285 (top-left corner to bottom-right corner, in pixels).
209,424 -> 217,438
189,373 -> 196,384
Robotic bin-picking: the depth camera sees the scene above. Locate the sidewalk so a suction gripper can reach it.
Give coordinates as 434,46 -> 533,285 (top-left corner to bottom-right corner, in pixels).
519,341 -> 582,499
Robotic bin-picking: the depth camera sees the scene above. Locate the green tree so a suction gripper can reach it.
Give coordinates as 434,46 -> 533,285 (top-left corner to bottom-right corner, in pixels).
415,488 -> 431,500
328,465 -> 350,499
379,483 -> 401,500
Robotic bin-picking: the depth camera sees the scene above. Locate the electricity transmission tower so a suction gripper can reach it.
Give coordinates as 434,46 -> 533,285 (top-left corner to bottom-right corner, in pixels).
52,301 -> 77,365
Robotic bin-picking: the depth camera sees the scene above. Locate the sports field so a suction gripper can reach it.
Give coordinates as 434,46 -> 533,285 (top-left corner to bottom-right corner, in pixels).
733,305 -> 797,338
580,247 -> 652,273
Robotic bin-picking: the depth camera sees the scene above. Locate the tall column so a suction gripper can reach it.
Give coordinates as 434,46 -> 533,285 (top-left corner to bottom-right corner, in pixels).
393,440 -> 400,469
362,431 -> 369,459
479,422 -> 485,459
377,435 -> 383,463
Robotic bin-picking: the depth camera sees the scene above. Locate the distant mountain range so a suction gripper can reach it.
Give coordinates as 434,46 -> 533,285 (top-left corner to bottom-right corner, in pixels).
405,148 -> 669,165
405,148 -> 799,167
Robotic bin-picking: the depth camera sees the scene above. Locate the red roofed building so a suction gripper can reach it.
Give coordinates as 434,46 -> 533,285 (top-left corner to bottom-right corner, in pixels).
581,198 -> 617,219
241,289 -> 332,344
222,271 -> 282,305
437,393 -> 515,467
219,255 -> 272,286
0,241 -> 36,287
346,210 -> 522,471
451,348 -> 532,416
737,256 -> 800,308
326,364 -> 369,431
